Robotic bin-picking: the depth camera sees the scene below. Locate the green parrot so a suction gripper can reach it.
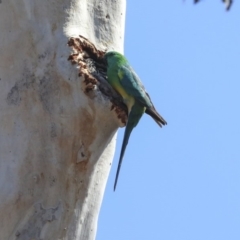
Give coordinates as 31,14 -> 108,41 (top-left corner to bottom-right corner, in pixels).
104,51 -> 167,191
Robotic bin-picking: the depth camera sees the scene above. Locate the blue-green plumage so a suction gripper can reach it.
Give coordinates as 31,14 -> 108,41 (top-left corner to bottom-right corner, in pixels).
114,102 -> 145,190
104,51 -> 167,191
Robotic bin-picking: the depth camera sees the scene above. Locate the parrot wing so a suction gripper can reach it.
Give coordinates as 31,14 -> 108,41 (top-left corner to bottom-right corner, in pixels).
118,64 -> 151,107
118,64 -> 167,127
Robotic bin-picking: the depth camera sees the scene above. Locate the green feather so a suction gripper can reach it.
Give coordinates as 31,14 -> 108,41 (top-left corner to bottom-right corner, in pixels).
104,51 -> 167,190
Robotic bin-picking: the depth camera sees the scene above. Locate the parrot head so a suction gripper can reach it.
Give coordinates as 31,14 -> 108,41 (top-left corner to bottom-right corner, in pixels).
104,51 -> 126,66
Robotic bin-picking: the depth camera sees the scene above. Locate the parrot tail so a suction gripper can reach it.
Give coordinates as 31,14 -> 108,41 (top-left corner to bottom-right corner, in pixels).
114,122 -> 133,191
114,104 -> 144,191
145,106 -> 167,127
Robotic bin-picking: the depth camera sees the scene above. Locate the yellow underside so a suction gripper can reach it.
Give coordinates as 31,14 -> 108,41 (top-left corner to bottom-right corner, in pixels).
114,83 -> 135,111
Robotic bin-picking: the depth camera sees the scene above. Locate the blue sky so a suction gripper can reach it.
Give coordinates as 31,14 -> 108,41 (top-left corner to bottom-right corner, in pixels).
97,1 -> 240,240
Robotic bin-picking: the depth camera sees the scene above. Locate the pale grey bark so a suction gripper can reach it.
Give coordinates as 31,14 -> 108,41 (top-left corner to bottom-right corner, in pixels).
0,0 -> 126,239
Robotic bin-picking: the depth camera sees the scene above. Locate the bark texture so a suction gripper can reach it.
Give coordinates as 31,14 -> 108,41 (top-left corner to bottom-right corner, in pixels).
0,0 -> 126,239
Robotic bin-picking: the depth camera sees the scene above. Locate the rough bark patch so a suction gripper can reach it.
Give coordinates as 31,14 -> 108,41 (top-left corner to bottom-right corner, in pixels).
68,35 -> 128,126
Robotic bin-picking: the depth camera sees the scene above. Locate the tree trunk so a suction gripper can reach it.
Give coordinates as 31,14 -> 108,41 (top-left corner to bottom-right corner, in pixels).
0,0 -> 126,239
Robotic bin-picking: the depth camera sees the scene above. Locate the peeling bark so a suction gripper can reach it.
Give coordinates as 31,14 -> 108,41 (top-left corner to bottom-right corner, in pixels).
67,36 -> 127,125
0,0 -> 126,239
